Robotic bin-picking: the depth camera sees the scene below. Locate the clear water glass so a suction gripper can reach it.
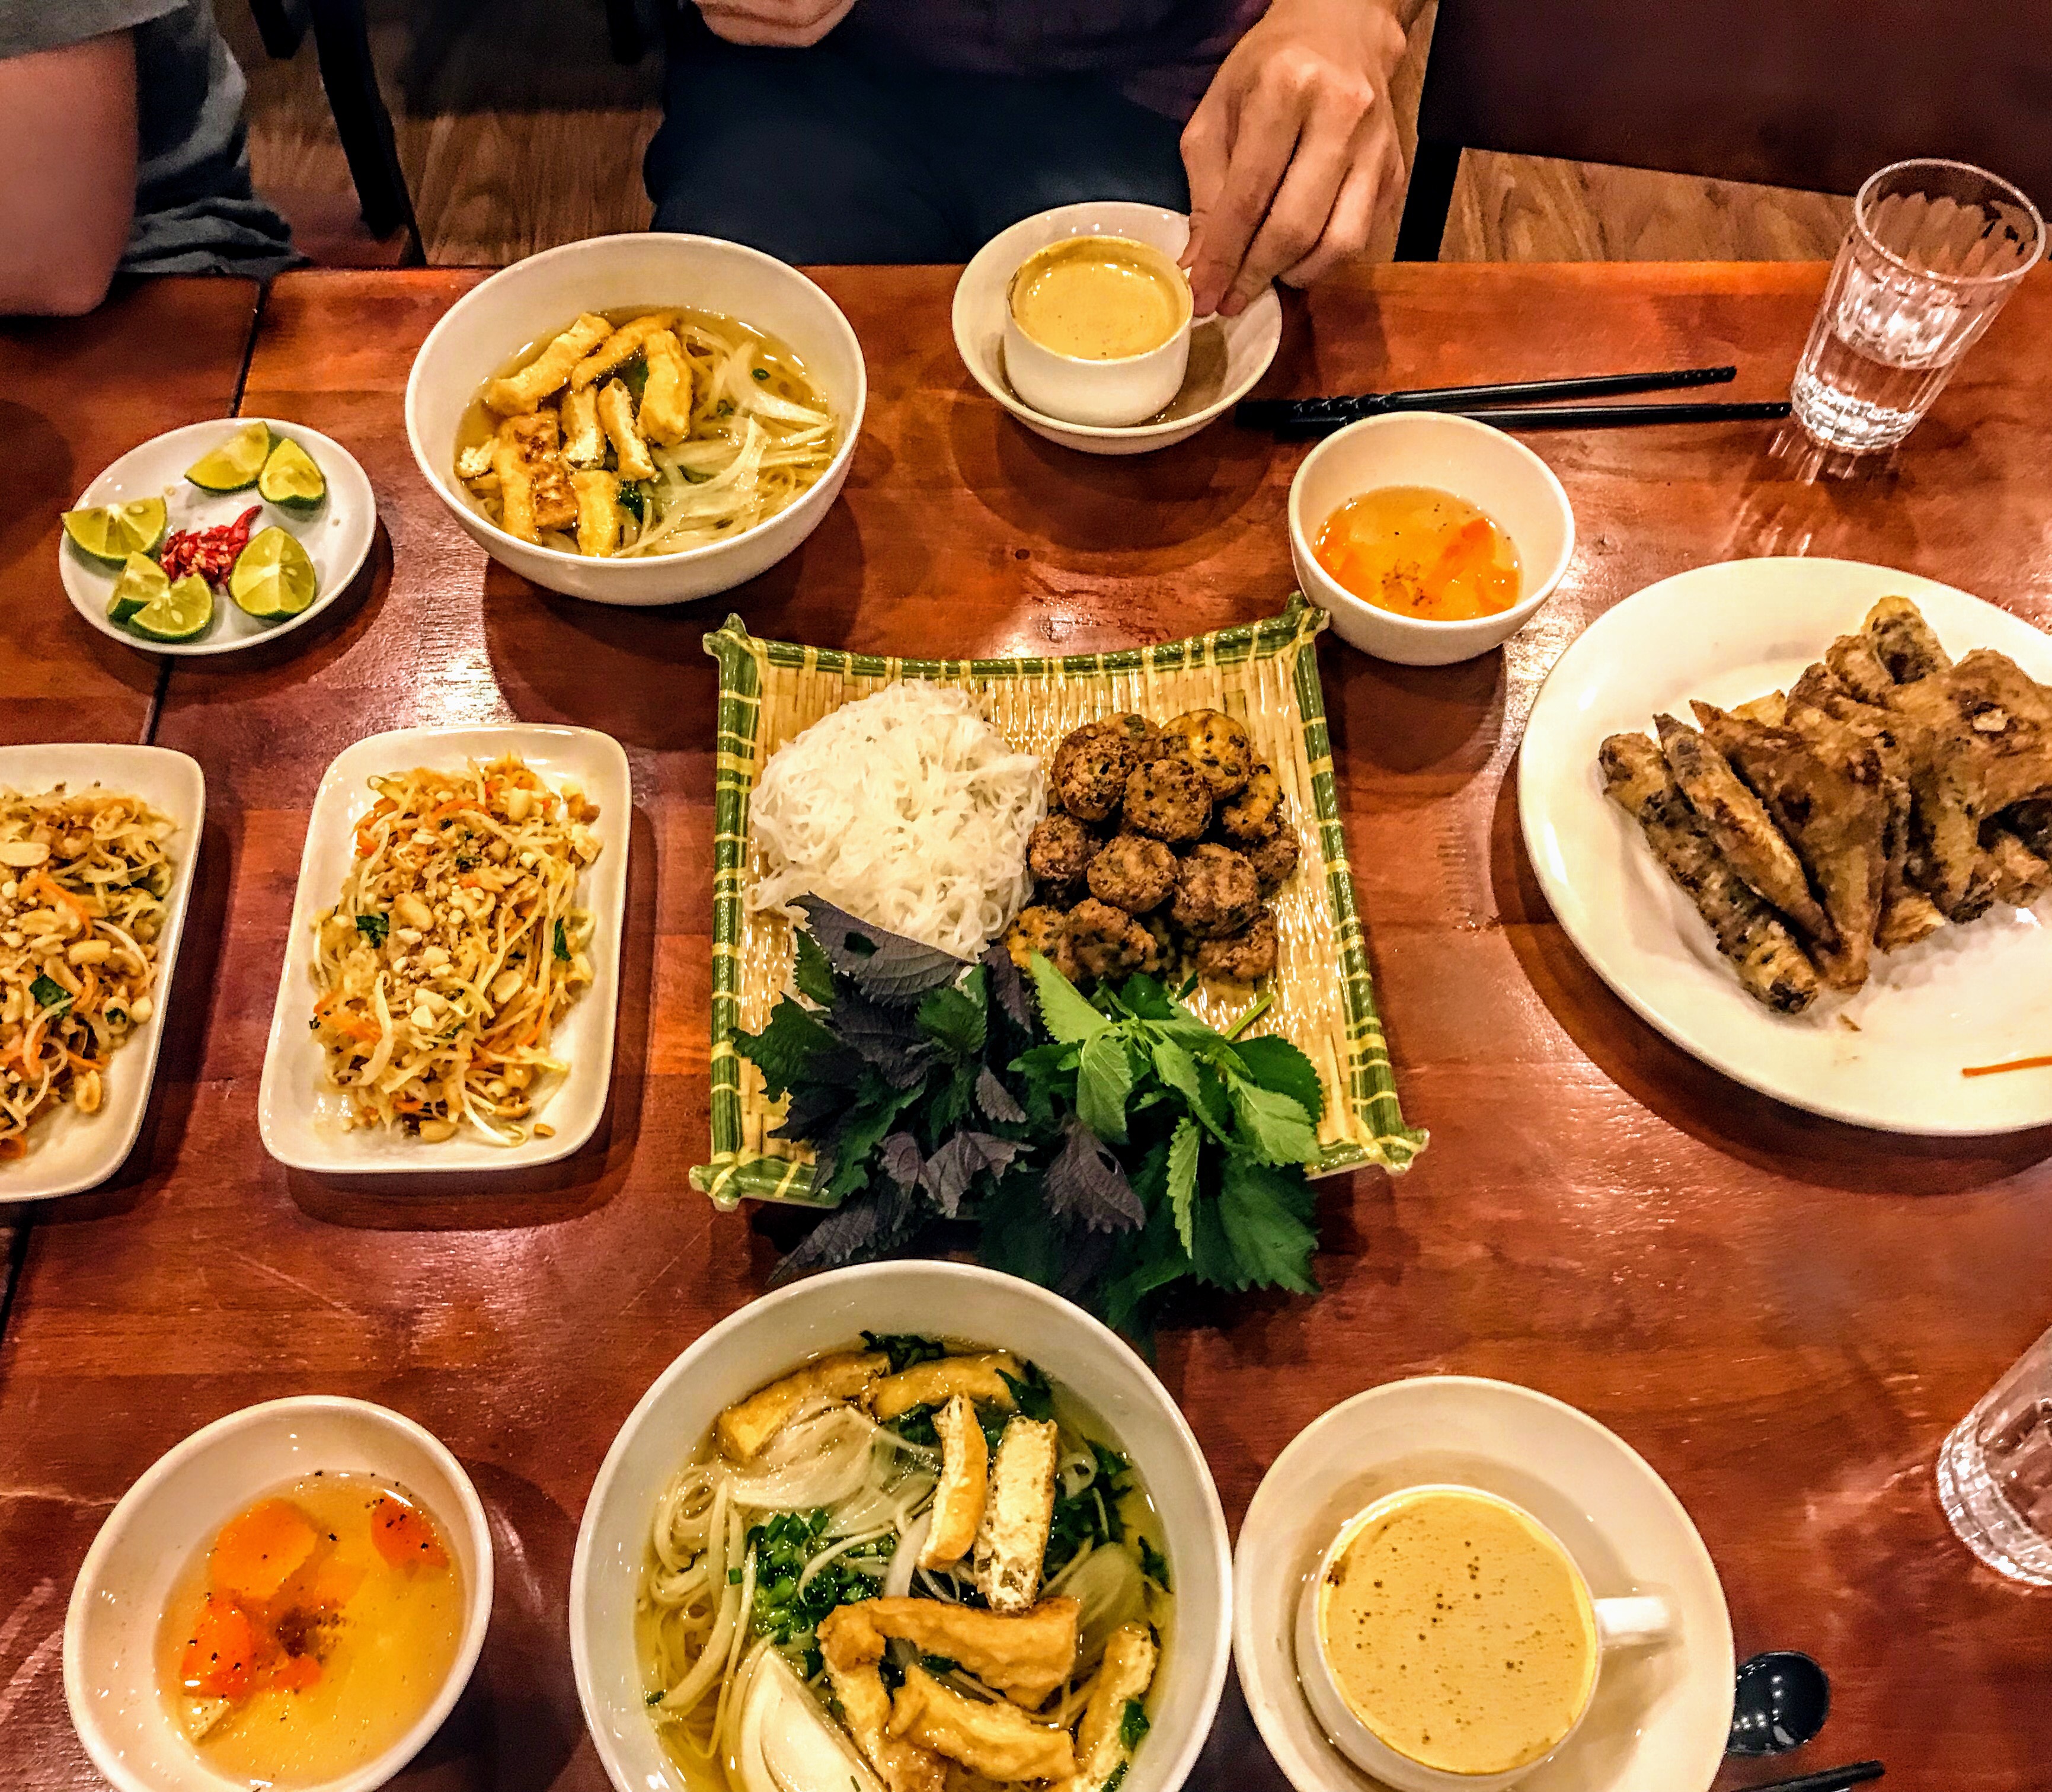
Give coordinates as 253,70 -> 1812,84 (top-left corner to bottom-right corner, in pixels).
1938,1321 -> 2052,1585
1791,158 -> 2044,452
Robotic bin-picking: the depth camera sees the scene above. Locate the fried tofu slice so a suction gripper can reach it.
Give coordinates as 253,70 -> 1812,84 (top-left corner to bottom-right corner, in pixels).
920,1394 -> 987,1570
1824,631 -> 1898,706
456,439 -> 494,481
596,378 -> 657,481
637,329 -> 693,445
1599,732 -> 1820,1014
975,1417 -> 1059,1615
888,1664 -> 1076,1783
485,312 -> 611,414
715,1350 -> 887,1461
1655,713 -> 1833,943
868,1353 -> 1021,1422
571,469 -> 621,558
847,1596 -> 1079,1708
1733,692 -> 1787,725
1985,827 -> 2052,907
1063,1623 -> 1158,1792
2003,796 -> 2052,859
1864,594 -> 1952,684
492,412 -> 577,543
817,1607 -> 948,1792
1693,702 -> 1888,992
568,313 -> 675,392
561,385 -> 605,468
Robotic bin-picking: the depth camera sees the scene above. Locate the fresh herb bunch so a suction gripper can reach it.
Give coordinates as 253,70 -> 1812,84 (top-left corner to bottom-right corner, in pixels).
736,895 -> 1326,1335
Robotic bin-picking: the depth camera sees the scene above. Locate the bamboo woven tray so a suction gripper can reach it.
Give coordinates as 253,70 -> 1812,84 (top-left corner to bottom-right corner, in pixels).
691,597 -> 1424,1208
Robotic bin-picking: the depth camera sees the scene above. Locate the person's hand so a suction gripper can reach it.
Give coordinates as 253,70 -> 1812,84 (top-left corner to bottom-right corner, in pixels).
1180,0 -> 1407,316
694,0 -> 855,47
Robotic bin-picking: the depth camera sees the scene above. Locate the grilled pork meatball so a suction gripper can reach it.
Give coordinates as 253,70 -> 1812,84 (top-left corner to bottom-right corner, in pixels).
1003,905 -> 1072,974
1170,842 -> 1262,939
1242,815 -> 1302,895
1066,897 -> 1155,983
1027,812 -> 1098,891
1086,833 -> 1178,913
1123,757 -> 1211,844
1219,763 -> 1283,841
1161,709 -> 1253,798
1050,722 -> 1140,822
1195,908 -> 1278,983
1094,712 -> 1163,760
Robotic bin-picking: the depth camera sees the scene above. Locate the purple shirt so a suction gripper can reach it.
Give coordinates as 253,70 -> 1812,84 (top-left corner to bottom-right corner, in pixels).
839,0 -> 1268,119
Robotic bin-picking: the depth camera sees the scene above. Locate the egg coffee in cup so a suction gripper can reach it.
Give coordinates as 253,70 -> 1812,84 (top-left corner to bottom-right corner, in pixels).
1294,1484 -> 1674,1791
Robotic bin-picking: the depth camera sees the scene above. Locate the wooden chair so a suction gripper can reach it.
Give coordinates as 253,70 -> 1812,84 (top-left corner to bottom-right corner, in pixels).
1395,0 -> 2052,260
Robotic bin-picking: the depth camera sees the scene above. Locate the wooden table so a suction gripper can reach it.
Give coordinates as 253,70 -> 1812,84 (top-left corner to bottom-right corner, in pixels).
2,262 -> 2049,1790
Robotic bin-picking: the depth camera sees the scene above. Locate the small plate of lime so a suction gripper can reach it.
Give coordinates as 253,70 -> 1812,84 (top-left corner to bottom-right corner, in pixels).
58,417 -> 375,657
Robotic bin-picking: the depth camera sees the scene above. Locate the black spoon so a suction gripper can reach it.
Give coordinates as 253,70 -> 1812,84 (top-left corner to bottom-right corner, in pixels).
1728,1650 -> 1832,1754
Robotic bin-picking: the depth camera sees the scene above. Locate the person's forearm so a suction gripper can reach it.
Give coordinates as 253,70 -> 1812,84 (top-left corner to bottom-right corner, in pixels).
0,32 -> 139,316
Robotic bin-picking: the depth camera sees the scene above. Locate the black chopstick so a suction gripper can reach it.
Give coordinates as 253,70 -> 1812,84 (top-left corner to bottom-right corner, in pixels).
1734,1760 -> 1884,1792
1413,398 -> 1792,432
1238,364 -> 1737,431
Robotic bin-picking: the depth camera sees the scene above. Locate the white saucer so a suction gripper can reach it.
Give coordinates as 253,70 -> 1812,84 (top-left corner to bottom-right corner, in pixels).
952,201 -> 1282,457
1519,555 -> 2052,1135
1232,1376 -> 1734,1792
60,418 -> 376,656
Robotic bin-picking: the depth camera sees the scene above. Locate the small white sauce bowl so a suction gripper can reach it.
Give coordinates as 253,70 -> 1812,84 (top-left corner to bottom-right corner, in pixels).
1288,412 -> 1575,666
1002,235 -> 1193,428
65,1396 -> 494,1792
570,1260 -> 1232,1792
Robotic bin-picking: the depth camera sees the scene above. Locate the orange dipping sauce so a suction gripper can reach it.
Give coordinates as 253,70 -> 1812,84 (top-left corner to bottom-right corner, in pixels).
1313,486 -> 1521,622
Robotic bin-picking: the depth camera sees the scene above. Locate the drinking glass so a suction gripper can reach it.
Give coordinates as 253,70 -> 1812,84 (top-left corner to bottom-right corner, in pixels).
1790,158 -> 2044,453
1938,1320 -> 2052,1585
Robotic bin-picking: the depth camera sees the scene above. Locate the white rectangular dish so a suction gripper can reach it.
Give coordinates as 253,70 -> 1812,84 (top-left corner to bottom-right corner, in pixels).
258,723 -> 631,1173
0,743 -> 204,1202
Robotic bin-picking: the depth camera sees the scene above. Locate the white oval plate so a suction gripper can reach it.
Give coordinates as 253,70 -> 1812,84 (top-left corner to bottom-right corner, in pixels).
1233,1376 -> 1733,1792
1520,555 -> 2052,1134
952,201 -> 1281,457
257,724 -> 630,1173
0,744 -> 203,1202
60,419 -> 376,657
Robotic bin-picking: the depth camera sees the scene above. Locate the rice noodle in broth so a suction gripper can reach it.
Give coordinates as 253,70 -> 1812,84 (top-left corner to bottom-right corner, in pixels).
453,305 -> 836,559
747,684 -> 1046,960
635,1337 -> 1172,1792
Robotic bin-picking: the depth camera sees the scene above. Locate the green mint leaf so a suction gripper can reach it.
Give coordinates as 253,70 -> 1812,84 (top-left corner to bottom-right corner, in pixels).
1226,1073 -> 1321,1166
792,926 -> 838,1006
1230,1033 -> 1326,1125
354,911 -> 389,948
1165,1116 -> 1200,1254
1217,1151 -> 1321,1294
916,975 -> 987,1057
734,996 -> 837,1098
1149,1038 -> 1233,1142
1028,951 -> 1109,1045
28,973 -> 72,1017
1077,1029 -> 1134,1144
1110,972 -> 1180,1020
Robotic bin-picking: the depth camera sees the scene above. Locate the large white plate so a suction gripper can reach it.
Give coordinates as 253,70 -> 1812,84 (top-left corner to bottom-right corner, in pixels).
952,201 -> 1281,457
1520,556 -> 2052,1135
258,724 -> 631,1173
60,418 -> 375,657
0,744 -> 203,1202
1233,1376 -> 1733,1792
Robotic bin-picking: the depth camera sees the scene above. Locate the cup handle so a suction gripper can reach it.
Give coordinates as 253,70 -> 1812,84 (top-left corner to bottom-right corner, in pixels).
1593,1594 -> 1676,1649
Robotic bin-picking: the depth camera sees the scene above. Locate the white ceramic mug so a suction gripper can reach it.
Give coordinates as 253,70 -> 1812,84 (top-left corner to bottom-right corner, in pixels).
1001,233 -> 1193,428
1293,1484 -> 1674,1792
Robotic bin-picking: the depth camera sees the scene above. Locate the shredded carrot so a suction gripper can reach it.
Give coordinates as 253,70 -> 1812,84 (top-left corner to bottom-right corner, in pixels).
31,872 -> 88,927
65,1050 -> 99,1072
1962,1054 -> 2052,1079
0,1137 -> 24,1160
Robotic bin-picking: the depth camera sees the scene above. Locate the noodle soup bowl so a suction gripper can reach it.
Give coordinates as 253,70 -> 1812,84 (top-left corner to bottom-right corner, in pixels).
571,1261 -> 1233,1792
406,231 -> 866,606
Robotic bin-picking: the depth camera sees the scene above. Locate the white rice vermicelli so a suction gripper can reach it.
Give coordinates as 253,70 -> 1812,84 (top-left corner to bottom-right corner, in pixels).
747,683 -> 1047,958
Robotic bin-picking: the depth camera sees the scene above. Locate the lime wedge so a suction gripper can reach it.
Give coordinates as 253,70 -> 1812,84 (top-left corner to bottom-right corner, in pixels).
185,422 -> 273,494
258,437 -> 325,511
129,572 -> 215,643
229,526 -> 317,619
62,498 -> 168,565
106,552 -> 171,626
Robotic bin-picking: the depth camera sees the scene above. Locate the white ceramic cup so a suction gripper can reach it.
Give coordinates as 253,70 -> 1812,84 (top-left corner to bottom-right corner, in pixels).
1293,1484 -> 1674,1792
1288,411 -> 1575,666
1001,233 -> 1194,428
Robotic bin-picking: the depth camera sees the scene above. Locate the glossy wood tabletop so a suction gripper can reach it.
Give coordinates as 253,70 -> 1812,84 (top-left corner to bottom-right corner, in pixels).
4,261 -> 2050,1790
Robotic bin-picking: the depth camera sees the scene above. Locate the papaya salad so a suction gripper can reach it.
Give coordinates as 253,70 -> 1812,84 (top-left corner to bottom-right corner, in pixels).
0,785 -> 175,1159
310,756 -> 601,1145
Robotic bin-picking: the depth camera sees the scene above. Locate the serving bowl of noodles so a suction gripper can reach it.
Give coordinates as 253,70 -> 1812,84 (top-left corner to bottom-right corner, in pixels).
406,232 -> 865,606
570,1261 -> 1231,1792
